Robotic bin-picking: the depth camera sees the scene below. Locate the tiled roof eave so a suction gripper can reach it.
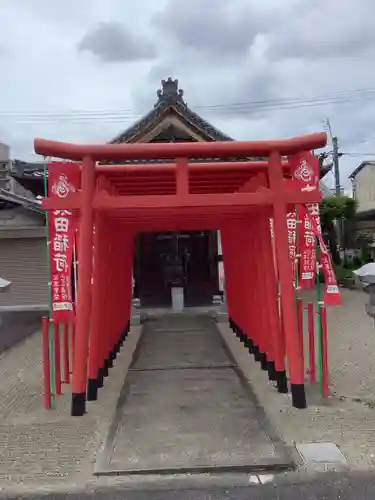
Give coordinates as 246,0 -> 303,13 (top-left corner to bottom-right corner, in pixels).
110,100 -> 233,145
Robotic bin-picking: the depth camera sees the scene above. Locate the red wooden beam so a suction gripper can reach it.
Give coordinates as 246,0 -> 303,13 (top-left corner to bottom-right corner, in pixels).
111,175 -> 252,185
41,188 -> 320,211
95,191 -> 272,209
113,217 -> 253,232
96,160 -> 291,174
35,133 -> 327,161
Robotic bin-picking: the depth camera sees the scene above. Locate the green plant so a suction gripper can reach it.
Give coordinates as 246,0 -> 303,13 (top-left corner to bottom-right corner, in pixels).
320,196 -> 357,264
356,232 -> 374,263
334,264 -> 355,286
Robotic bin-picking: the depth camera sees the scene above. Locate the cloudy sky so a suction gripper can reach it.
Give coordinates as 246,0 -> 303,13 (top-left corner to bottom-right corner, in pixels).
1,0 -> 375,190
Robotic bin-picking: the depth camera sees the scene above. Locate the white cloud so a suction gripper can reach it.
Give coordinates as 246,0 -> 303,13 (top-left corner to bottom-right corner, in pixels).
78,21 -> 157,63
0,0 -> 374,188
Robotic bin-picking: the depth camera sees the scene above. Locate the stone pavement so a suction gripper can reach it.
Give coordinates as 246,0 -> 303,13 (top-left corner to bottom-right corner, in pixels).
0,311 -> 43,355
218,288 -> 375,472
0,289 -> 375,495
0,324 -> 143,495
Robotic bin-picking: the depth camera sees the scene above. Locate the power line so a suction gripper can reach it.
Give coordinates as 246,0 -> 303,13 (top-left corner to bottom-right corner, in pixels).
341,152 -> 375,156
1,86 -> 375,124
2,85 -> 375,115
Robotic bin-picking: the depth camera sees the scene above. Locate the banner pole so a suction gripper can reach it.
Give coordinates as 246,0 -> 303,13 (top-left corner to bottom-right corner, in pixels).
43,161 -> 56,409
316,238 -> 323,397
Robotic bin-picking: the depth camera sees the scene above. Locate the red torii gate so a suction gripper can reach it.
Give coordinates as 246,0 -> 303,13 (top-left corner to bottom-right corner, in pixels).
35,132 -> 327,416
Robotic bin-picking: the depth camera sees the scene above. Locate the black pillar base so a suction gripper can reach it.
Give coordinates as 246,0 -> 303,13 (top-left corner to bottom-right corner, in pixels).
267,361 -> 277,381
71,392 -> 86,416
246,338 -> 254,354
291,383 -> 307,409
108,353 -> 114,368
103,359 -> 109,377
97,367 -> 104,388
260,353 -> 268,371
276,370 -> 288,393
253,345 -> 261,362
87,378 -> 98,401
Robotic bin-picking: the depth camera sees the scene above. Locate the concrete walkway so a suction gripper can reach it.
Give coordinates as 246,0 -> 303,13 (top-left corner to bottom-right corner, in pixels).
95,314 -> 291,475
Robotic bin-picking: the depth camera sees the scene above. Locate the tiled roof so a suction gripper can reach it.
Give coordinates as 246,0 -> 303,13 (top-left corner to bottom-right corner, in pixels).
349,161 -> 375,180
11,78 -> 331,194
0,188 -> 43,213
110,78 -> 232,144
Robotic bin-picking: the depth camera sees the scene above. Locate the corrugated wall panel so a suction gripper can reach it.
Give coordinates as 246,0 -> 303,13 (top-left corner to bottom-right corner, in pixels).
0,238 -> 49,308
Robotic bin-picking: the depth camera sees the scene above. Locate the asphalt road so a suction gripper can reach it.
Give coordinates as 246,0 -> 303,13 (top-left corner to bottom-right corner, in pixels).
3,472 -> 375,500
0,311 -> 44,354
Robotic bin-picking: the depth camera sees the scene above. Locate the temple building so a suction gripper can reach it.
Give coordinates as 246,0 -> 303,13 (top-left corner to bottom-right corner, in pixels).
0,78 -> 332,310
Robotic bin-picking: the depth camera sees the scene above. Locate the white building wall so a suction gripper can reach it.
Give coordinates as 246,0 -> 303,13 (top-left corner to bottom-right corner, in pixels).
0,142 -> 10,191
354,164 -> 375,213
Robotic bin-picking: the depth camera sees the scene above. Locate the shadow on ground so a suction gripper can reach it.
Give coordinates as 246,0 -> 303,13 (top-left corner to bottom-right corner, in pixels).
0,311 -> 45,354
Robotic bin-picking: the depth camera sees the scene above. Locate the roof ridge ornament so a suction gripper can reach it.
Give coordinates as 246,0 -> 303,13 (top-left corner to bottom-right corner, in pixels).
155,77 -> 186,107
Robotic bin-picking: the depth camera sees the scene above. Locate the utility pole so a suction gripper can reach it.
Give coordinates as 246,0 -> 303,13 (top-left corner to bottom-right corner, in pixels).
325,119 -> 341,195
332,136 -> 341,196
326,119 -> 343,255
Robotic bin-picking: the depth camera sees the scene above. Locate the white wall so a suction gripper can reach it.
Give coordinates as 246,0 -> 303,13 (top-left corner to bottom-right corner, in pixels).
354,164 -> 375,213
0,142 -> 10,191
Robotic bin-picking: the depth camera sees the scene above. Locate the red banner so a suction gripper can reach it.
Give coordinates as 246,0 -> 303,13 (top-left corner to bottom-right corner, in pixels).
48,163 -> 80,321
269,218 -> 278,278
290,151 -> 320,193
288,151 -> 320,287
286,210 -> 297,264
305,206 -> 341,306
314,224 -> 341,306
298,205 -> 316,289
286,210 -> 298,283
306,202 -> 322,233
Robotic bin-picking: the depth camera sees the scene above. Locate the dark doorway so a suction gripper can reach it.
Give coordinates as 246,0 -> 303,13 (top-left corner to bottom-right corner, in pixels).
135,231 -> 217,307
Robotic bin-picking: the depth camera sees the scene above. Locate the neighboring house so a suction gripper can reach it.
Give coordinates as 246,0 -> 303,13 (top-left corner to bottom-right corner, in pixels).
3,78 -> 332,310
0,143 -> 11,191
0,191 -> 47,311
0,143 -> 49,311
349,161 -> 375,243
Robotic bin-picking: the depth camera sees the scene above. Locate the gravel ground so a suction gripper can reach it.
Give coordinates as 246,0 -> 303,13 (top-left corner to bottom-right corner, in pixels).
219,288 -> 375,472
